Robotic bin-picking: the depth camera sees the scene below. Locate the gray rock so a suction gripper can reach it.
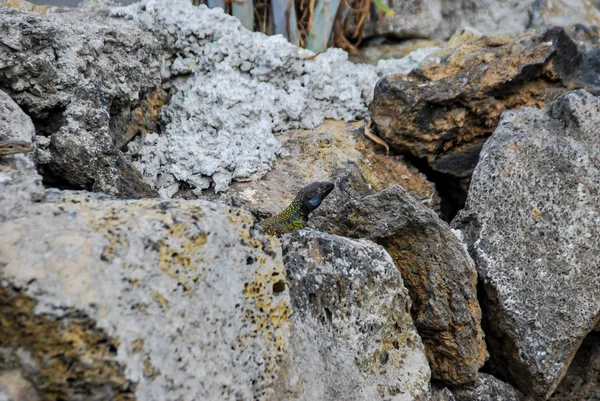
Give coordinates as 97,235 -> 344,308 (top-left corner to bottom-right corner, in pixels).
0,5 -> 161,197
453,90 -> 600,399
281,229 -> 431,401
549,332 -> 600,401
0,90 -> 44,221
452,373 -> 524,401
359,0 -> 600,41
310,184 -> 488,385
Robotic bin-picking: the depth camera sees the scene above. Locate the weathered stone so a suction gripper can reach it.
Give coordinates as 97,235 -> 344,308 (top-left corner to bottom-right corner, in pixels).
281,229 -> 431,401
453,90 -> 600,399
0,90 -> 44,221
430,386 -> 457,401
0,370 -> 39,401
0,6 -> 162,197
357,0 -> 600,41
452,374 -> 524,401
212,120 -> 439,220
549,332 -> 600,401
370,27 -> 592,180
0,0 -> 56,15
310,184 -> 487,384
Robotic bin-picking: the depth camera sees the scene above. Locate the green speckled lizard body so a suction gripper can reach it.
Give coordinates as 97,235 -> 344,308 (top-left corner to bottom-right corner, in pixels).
259,182 -> 334,236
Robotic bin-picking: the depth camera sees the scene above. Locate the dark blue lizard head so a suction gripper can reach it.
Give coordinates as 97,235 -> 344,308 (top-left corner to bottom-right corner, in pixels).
296,181 -> 335,214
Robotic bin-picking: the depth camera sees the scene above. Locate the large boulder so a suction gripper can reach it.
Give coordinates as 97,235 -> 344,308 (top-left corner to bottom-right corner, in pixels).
282,229 -> 431,401
453,90 -> 600,399
310,184 -> 487,385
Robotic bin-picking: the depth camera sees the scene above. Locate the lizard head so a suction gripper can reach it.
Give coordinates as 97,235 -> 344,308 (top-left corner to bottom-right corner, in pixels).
296,181 -> 335,214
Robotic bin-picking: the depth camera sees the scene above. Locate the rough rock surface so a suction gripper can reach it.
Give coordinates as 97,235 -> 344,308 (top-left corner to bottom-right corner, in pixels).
0,370 -> 40,401
212,120 -> 439,220
0,5 -> 161,197
281,229 -> 431,401
452,373 -> 524,401
370,27 -> 595,181
359,0 -> 600,41
111,0 -> 435,196
549,332 -> 600,401
453,90 -> 600,399
310,184 -> 487,384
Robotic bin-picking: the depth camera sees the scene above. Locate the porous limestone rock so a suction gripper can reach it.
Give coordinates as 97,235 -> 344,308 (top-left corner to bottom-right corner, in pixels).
0,5 -> 162,197
453,90 -> 600,400
370,27 -> 594,181
310,184 -> 487,385
212,120 -> 439,220
281,229 -> 431,401
452,373 -> 524,401
110,0 -> 435,196
358,0 -> 600,41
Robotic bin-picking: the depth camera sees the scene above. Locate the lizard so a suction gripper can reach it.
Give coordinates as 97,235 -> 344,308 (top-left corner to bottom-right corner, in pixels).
258,181 -> 334,236
0,140 -> 33,157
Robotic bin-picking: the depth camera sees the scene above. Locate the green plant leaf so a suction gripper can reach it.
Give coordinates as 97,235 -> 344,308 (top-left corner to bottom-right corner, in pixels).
372,0 -> 395,16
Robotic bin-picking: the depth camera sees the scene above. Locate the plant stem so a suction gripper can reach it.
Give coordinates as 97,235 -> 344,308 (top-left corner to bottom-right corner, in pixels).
305,0 -> 341,52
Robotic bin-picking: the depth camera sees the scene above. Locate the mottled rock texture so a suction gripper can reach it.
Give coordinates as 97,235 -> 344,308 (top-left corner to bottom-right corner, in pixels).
310,184 -> 487,384
0,370 -> 40,401
358,0 -> 600,41
370,27 -> 595,181
281,229 -> 431,401
214,120 -> 439,220
549,332 -> 600,401
454,90 -> 600,400
0,6 -> 161,197
452,373 -> 524,401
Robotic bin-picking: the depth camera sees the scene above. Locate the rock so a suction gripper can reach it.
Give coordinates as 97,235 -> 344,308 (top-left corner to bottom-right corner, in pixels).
430,386 -> 457,401
0,0 -> 56,15
0,5 -> 161,197
212,120 -> 439,220
370,27 -> 591,178
310,184 -> 487,385
0,90 -> 44,221
549,332 -> 600,401
281,229 -> 431,401
453,90 -> 600,399
0,370 -> 39,401
1,189 -> 293,400
111,0 -> 435,196
358,0 -> 600,41
452,373 -> 524,401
